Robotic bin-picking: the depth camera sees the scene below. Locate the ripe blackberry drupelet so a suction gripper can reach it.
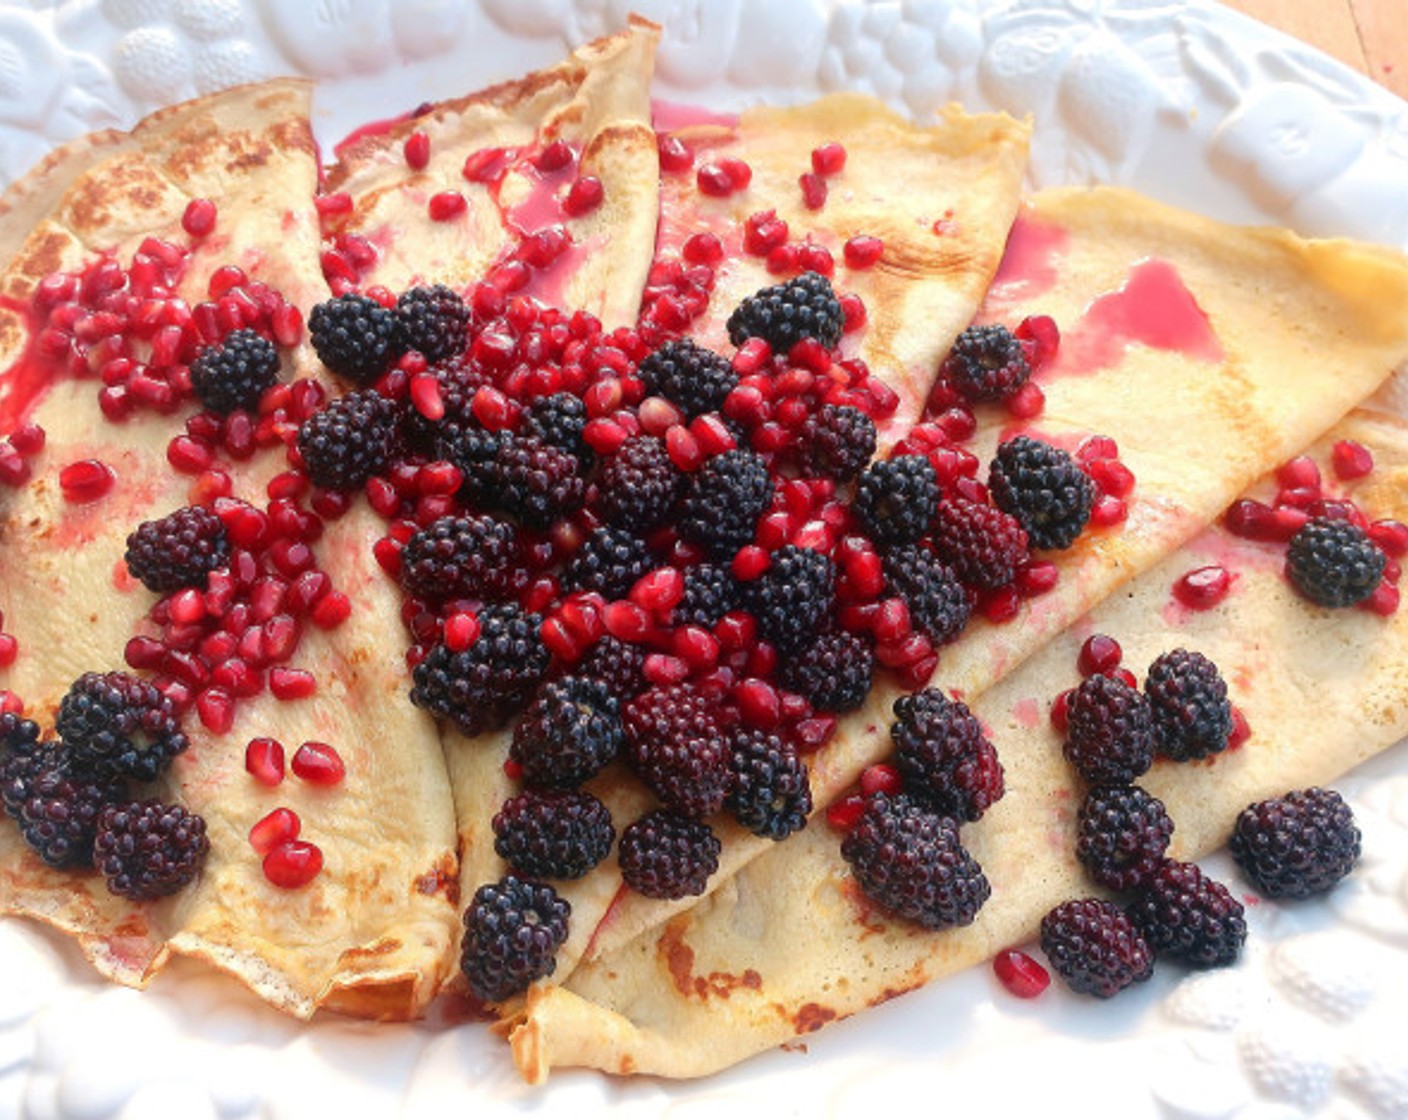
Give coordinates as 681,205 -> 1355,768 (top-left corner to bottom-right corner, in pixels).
841,792 -> 990,930
492,789 -> 615,880
676,563 -> 741,628
309,292 -> 399,384
1144,649 -> 1233,761
574,636 -> 647,704
0,727 -> 52,821
726,270 -> 844,353
617,809 -> 721,900
6,753 -> 123,868
624,683 -> 732,820
884,543 -> 972,646
189,328 -> 280,414
398,514 -> 528,602
988,435 -> 1095,551
124,505 -> 229,593
854,454 -> 939,547
449,421 -> 507,508
726,729 -> 812,841
394,284 -> 469,363
677,448 -> 774,559
596,436 -> 683,533
1063,673 -> 1156,786
637,338 -> 738,419
490,433 -> 586,529
509,676 -> 624,789
1229,787 -> 1361,898
93,799 -> 209,901
57,671 -> 188,783
561,527 -> 654,599
1129,860 -> 1246,968
743,545 -> 835,655
1040,898 -> 1154,998
890,688 -> 1004,822
460,875 -> 570,1002
410,604 -> 549,736
940,323 -> 1031,403
523,392 -> 594,468
400,356 -> 493,458
779,630 -> 874,713
930,496 -> 1030,591
1075,784 -> 1174,892
296,388 -> 398,492
1286,517 -> 1387,609
798,404 -> 877,482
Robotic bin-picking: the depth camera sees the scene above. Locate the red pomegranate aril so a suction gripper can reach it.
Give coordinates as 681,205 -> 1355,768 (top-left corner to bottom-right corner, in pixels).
735,678 -> 782,728
249,807 -> 300,855
1306,499 -> 1364,528
1087,458 -> 1135,498
315,192 -> 352,218
681,231 -> 723,265
8,422 -> 44,456
859,762 -> 902,797
672,625 -> 720,671
1276,455 -> 1321,493
261,614 -> 301,663
796,242 -> 835,277
181,197 -> 217,238
264,840 -> 323,889
731,545 -> 771,582
563,174 -> 604,217
1362,580 -> 1401,617
168,588 -> 207,626
1015,315 -> 1060,368
403,130 -> 431,170
811,142 -> 846,175
1006,380 -> 1046,419
428,191 -> 467,221
125,635 -> 166,671
798,172 -> 827,210
1106,666 -> 1139,689
443,610 -> 480,652
825,794 -> 867,831
657,133 -> 692,173
1277,485 -> 1319,510
1050,688 -> 1073,733
1369,519 -> 1408,557
604,600 -> 652,642
1228,706 -> 1251,749
167,436 -> 214,474
291,741 -> 345,786
1173,565 -> 1232,610
269,667 -> 316,700
1332,439 -> 1374,480
872,597 -> 912,643
994,949 -> 1050,999
197,687 -> 235,734
1077,634 -> 1122,677
0,634 -> 15,668
1089,494 -> 1128,528
744,210 -> 789,255
58,459 -> 116,503
641,653 -> 688,687
638,395 -> 683,436
630,567 -> 684,614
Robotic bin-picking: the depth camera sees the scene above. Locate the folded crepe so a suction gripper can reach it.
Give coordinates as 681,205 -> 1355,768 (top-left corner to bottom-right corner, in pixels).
510,405 -> 1408,1080
0,80 -> 459,1019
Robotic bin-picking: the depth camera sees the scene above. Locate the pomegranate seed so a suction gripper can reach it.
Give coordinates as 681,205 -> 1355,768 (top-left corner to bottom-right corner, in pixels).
672,625 -> 719,671
643,653 -> 689,686
1369,519 -> 1408,557
263,840 -> 323,889
1106,666 -> 1139,689
534,138 -> 573,171
167,436 -> 214,474
825,794 -> 867,831
1077,634 -> 1122,677
798,172 -> 827,210
1331,439 -> 1374,480
1228,706 -> 1251,749
732,545 -> 771,582
744,210 -> 789,256
1089,494 -> 1127,528
291,741 -> 345,786
1276,455 -> 1321,493
681,232 -> 723,265
410,373 -> 445,420
1050,688 -> 1073,733
0,451 -> 33,488
1361,579 -> 1400,617
1087,458 -> 1135,498
735,678 -> 781,727
403,130 -> 431,170
196,687 -> 235,734
0,634 -> 16,668
657,133 -> 692,174
428,191 -> 467,221
714,611 -> 756,651
1277,485 -> 1318,509
993,949 -> 1050,999
249,807 -> 300,855
58,459 -> 116,503
269,667 -> 316,700
315,192 -> 353,218
696,158 -> 751,197
0,691 -> 20,716
843,235 -> 883,269
811,142 -> 846,175
630,567 -> 684,614
603,600 -> 652,642
8,422 -> 45,456
181,198 -> 217,238
563,174 -> 604,217
1173,565 -> 1232,610
443,611 -> 480,651
1015,560 -> 1060,597
1006,381 -> 1045,419
859,763 -> 902,797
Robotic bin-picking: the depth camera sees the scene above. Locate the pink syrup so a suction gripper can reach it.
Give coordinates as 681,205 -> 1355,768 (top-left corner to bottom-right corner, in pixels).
984,214 -> 1069,309
651,99 -> 740,134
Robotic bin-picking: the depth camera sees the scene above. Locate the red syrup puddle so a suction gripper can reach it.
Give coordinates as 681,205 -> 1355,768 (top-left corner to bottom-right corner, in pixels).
982,213 -> 1069,311
331,108 -> 421,159
1051,257 -> 1224,378
0,295 -> 56,433
651,99 -> 740,134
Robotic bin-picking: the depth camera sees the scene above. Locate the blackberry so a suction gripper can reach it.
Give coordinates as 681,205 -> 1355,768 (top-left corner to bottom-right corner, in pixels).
726,271 -> 844,353
854,455 -> 939,547
509,676 -> 623,789
637,339 -> 738,419
561,527 -> 653,599
492,789 -> 615,880
743,545 -> 834,655
92,799 -> 208,901
1129,860 -> 1246,968
840,792 -> 990,930
398,514 -> 528,603
1075,784 -> 1174,892
449,421 -> 507,507
677,448 -> 774,559
401,356 -> 493,458
296,388 -> 398,492
596,436 -> 682,533
1144,649 -> 1233,762
124,505 -> 229,593
779,630 -> 874,712
798,404 -> 876,482
1063,674 -> 1155,786
884,543 -> 972,646
929,496 -> 1029,590
308,292 -> 399,384
410,604 -> 549,736
57,671 -> 188,783
0,727 -> 53,821
890,689 -> 1004,822
989,436 -> 1095,551
490,433 -> 586,530
726,729 -> 812,840
623,683 -> 731,819
940,323 -> 1031,403
394,284 -> 469,362
574,636 -> 646,703
523,392 -> 593,468
189,328 -> 280,414
460,875 -> 570,1002
1286,517 -> 1387,609
617,809 -> 720,900
1040,898 -> 1154,998
675,563 -> 741,628
1229,787 -> 1360,898
11,758 -> 125,868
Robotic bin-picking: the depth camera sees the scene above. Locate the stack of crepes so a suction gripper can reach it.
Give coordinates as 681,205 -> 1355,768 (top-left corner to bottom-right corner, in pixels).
0,18 -> 1407,1083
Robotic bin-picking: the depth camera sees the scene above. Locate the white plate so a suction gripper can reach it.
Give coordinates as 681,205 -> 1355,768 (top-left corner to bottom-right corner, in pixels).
3,3 -> 1408,1118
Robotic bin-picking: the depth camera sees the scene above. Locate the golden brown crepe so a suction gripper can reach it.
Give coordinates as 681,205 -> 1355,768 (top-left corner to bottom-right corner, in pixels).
509,406 -> 1408,1080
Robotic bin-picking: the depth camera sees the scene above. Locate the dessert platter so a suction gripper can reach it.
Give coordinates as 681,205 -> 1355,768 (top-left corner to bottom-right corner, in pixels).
2,1 -> 1408,1118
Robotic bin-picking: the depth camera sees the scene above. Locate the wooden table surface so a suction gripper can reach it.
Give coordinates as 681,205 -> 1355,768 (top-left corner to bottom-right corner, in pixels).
1223,0 -> 1408,101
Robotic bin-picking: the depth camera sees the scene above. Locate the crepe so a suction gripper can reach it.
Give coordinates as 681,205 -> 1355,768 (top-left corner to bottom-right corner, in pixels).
0,80 -> 459,1019
509,405 -> 1408,1080
322,17 -> 661,328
